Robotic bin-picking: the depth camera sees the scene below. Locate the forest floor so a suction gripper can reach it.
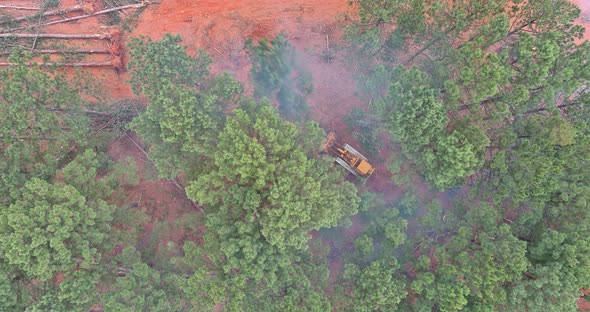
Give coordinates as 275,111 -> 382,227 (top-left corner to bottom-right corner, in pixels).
2,0 -> 589,308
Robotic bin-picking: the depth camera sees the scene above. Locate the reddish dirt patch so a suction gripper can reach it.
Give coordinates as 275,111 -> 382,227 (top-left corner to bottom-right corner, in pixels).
578,299 -> 590,311
34,0 -> 362,104
0,0 -> 133,97
571,0 -> 590,43
54,272 -> 66,286
580,289 -> 590,311
107,133 -> 203,248
123,0 -> 363,114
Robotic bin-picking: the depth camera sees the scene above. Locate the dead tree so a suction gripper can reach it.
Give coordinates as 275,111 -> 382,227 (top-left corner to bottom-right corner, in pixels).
2,3 -> 149,32
0,5 -> 41,10
0,5 -> 83,24
0,33 -> 111,39
0,49 -> 110,55
0,60 -> 116,67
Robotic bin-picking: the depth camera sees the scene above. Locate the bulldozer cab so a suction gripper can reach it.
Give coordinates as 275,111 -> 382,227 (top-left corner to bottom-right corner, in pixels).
322,132 -> 375,178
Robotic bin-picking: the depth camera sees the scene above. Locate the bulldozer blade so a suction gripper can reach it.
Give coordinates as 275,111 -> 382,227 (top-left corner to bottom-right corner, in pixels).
335,157 -> 359,176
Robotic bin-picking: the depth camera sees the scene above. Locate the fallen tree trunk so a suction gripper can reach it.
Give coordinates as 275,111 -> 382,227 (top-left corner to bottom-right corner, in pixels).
124,133 -> 204,212
0,5 -> 41,10
3,3 -> 148,32
0,33 -> 111,39
0,5 -> 83,24
0,61 -> 114,67
0,135 -> 56,141
0,48 -> 110,55
46,107 -> 114,116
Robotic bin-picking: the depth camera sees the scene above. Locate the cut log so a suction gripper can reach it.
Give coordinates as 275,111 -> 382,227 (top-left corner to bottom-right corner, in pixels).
46,107 -> 114,116
2,3 -> 149,32
0,33 -> 111,39
0,5 -> 83,24
0,61 -> 114,67
0,135 -> 56,141
0,5 -> 41,10
0,49 -> 110,55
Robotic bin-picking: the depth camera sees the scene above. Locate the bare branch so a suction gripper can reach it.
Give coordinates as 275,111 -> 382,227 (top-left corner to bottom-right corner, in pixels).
0,5 -> 41,10
0,5 -> 83,24
0,49 -> 110,55
0,60 -> 115,67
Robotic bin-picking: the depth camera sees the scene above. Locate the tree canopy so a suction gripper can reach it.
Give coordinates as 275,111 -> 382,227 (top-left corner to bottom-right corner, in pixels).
343,0 -> 590,310
0,54 -> 89,201
127,34 -> 360,310
246,32 -> 313,121
1,0 -> 589,310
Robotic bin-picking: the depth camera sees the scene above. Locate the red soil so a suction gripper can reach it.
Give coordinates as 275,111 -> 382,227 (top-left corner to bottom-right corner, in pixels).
23,0 -> 362,103
580,289 -> 590,311
125,0 -> 362,119
107,133 -> 202,248
571,0 -> 590,43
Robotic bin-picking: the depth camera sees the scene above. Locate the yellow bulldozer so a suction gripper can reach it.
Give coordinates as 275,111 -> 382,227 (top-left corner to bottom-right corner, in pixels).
321,132 -> 375,178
